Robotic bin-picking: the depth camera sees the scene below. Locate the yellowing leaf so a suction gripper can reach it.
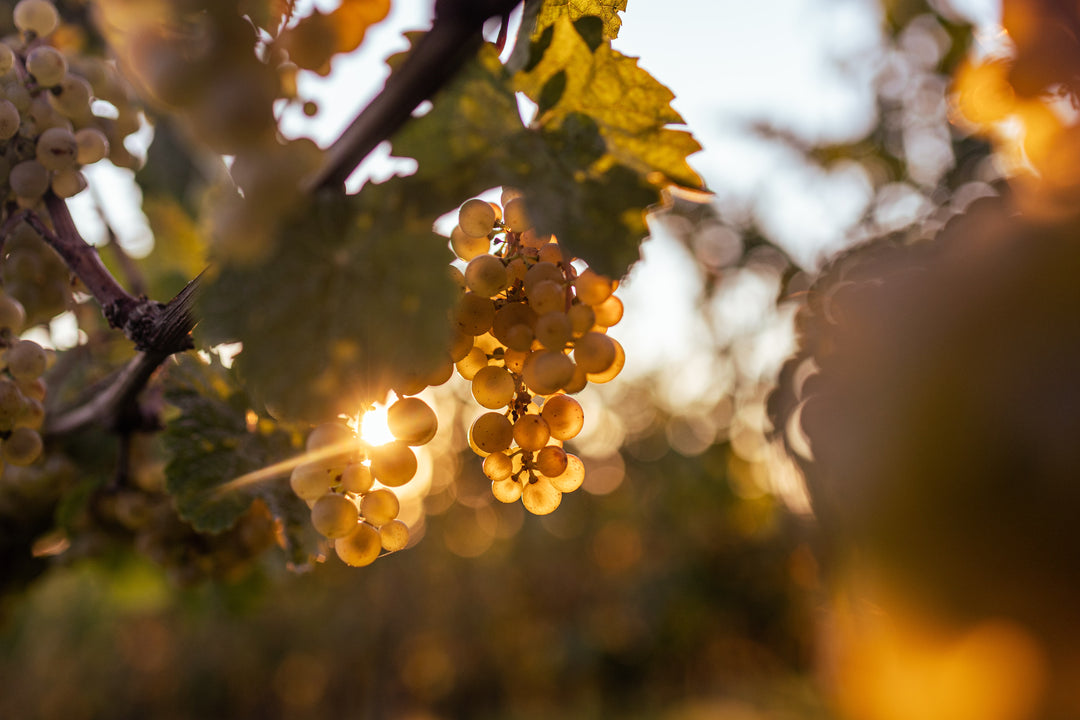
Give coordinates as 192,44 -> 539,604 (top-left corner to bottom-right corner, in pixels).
516,16 -> 703,189
534,0 -> 628,41
277,0 -> 390,74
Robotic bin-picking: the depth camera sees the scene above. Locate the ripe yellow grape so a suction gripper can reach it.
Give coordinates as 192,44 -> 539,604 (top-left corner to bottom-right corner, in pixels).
520,228 -> 550,249
574,331 -> 617,374
458,198 -> 496,237
449,329 -> 474,362
500,186 -> 523,207
450,225 -> 490,261
289,462 -> 340,502
471,365 -> 517,409
587,337 -> 625,384
534,312 -> 571,350
482,451 -> 513,481
536,445 -> 568,477
14,0 -> 60,37
0,293 -> 26,332
506,257 -> 528,285
0,44 -> 13,75
492,302 -> 537,346
522,476 -> 561,515
465,254 -> 508,297
387,397 -> 438,445
593,295 -> 624,327
74,127 -> 109,164
540,394 -> 585,440
15,397 -> 44,430
50,75 -> 92,119
360,488 -> 400,526
563,363 -> 588,394
51,168 -> 87,198
549,453 -> 585,492
9,160 -> 49,199
25,45 -> 66,87
336,522 -> 381,567
527,280 -> 566,315
3,426 -> 42,465
6,339 -> 47,381
574,269 -> 614,306
455,292 -> 496,336
512,414 -> 551,451
310,492 -> 359,539
368,441 -> 417,487
537,243 -> 568,266
0,379 -> 24,424
502,196 -> 531,231
521,350 -> 574,396
503,348 -> 527,373
455,345 -> 488,380
379,519 -> 410,551
523,262 -> 564,297
504,324 -> 534,352
470,412 -> 513,453
0,100 -> 19,140
340,462 -> 373,494
492,477 -> 522,503
17,377 -> 46,402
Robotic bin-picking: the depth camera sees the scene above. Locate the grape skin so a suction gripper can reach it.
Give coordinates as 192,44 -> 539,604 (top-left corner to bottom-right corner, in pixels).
360,488 -> 400,526
387,397 -> 438,445
368,440 -> 417,487
310,492 -> 359,539
471,365 -> 516,409
379,519 -> 410,552
470,412 -> 513,454
6,339 -> 47,381
458,198 -> 496,238
3,426 -> 43,465
522,476 -> 561,515
25,46 -> 66,87
335,523 -> 381,567
541,395 -> 584,441
14,0 -> 60,37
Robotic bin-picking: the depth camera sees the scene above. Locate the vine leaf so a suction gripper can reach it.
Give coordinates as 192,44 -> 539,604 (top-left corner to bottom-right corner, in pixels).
515,15 -> 703,189
274,0 -> 391,75
533,0 -> 628,41
163,354 -> 300,533
197,186 -> 458,421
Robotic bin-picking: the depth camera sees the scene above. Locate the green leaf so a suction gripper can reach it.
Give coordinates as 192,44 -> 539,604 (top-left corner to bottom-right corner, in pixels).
163,354 -> 300,533
534,0 -> 628,41
515,16 -> 704,189
198,185 -> 458,421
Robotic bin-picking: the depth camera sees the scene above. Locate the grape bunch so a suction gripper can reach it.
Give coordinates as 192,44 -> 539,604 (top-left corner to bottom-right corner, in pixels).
0,289 -> 47,472
0,0 -> 130,206
2,219 -> 71,325
449,190 -> 625,515
289,396 -> 438,567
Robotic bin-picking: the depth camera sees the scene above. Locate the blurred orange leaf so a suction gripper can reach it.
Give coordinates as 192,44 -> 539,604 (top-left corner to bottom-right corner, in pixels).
277,0 -> 390,75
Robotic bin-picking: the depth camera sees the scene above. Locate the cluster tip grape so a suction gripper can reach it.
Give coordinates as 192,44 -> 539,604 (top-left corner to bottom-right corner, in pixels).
450,189 -> 625,515
0,289 -> 47,472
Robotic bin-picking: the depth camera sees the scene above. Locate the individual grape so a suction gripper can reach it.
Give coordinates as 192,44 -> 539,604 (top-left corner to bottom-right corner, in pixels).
379,519 -> 410,551
465,254 -> 508,297
491,477 -> 522,503
536,445 -> 568,477
528,280 -> 566,315
522,476 -> 561,515
360,488 -> 400,526
504,324 -> 534,352
447,264 -> 466,293
51,168 -> 86,198
4,83 -> 30,112
538,243 -> 568,266
521,350 -> 574,396
340,462 -> 373,494
470,412 -> 513,453
471,365 -> 516,409
455,292 -> 496,336
492,302 -> 538,348
335,522 -> 381,567
520,228 -> 549,249
6,339 -> 47,381
289,462 -> 339,502
574,331 -> 617,374
549,453 -> 585,493
50,75 -> 93,120
25,46 -> 66,87
17,377 -> 46,402
0,44 -> 13,75
593,294 -> 624,327
455,346 -> 488,380
9,160 -> 49,199
0,378 -> 24,424
458,198 -> 496,238
368,440 -> 417,487
563,363 -> 588,394
36,127 -> 78,171
500,186 -> 523,207
3,426 -> 42,466
513,414 -> 551,452
574,269 -> 614,306
482,451 -> 513,481
0,100 -> 19,140
306,421 -> 358,463
506,257 -> 528,285
587,338 -> 625,383
541,394 -> 585,441
387,397 -> 438,445
567,303 -> 596,337
74,127 -> 109,164
503,348 -> 527,373
0,293 -> 26,333
15,397 -> 44,430
502,196 -> 531,232
523,262 -> 564,297
450,225 -> 489,261
534,312 -> 571,350
310,492 -> 359,539
449,329 -> 474,362
14,0 -> 60,37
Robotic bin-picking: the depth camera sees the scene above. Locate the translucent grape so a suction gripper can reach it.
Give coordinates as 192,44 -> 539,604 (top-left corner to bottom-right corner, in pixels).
540,394 -> 584,441
521,350 -> 573,396
3,427 -> 42,466
360,488 -> 400,526
536,445 -> 568,477
455,346 -> 488,380
587,338 -> 625,383
500,186 -> 523,207
567,304 -> 595,337
482,451 -> 513,481
574,269 -> 614,306
471,365 -> 516,409
455,292 -> 495,336
15,397 -> 44,430
449,329 -> 474,362
492,302 -> 537,345
0,293 -> 26,333
368,440 -> 417,487
538,243 -> 568,266
9,160 -> 49,199
14,0 -> 59,36
379,519 -> 410,552
549,453 -> 585,492
593,294 -> 624,327
50,75 -> 92,119
464,254 -> 508,297
520,228 -> 549,249
512,414 -> 550,452
506,257 -> 528,285
450,225 -> 489,261
36,127 -> 78,171
470,412 -> 513,453
563,363 -> 588,394
387,397 -> 438,445
534,312 -> 571,350
574,331 -> 617,374
0,379 -> 24,424
289,462 -> 339,502
25,46 -> 66,87
504,324 -> 534,352
17,377 -> 46,402
335,523 -> 381,567
74,127 -> 109,165
0,100 -> 19,140
503,348 -> 527,374
522,476 -> 561,515
310,492 -> 359,539
340,462 -> 373,494
51,168 -> 86,198
523,262 -> 564,297
492,477 -> 522,503
0,44 -> 13,75
502,196 -> 531,231
458,198 -> 496,237
6,339 -> 47,381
